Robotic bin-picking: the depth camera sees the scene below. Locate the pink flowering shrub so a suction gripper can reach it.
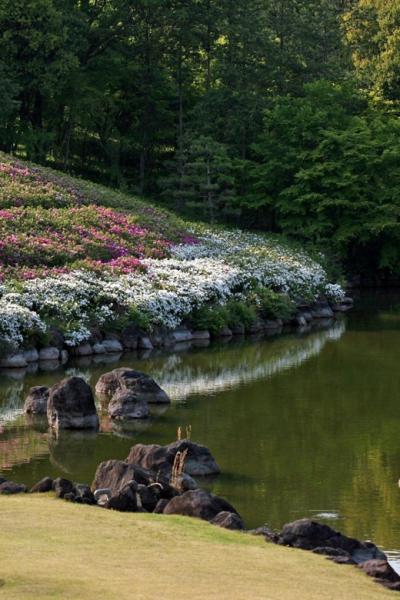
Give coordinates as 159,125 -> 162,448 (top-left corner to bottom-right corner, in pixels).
0,161 -> 75,208
0,205 -> 171,280
0,153 -> 194,244
0,153 -> 198,281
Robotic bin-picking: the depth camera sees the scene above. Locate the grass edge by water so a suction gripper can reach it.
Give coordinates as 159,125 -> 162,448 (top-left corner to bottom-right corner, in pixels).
0,494 -> 394,600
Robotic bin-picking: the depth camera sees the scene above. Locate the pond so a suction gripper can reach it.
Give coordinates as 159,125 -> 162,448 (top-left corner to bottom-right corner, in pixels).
1,291 -> 400,560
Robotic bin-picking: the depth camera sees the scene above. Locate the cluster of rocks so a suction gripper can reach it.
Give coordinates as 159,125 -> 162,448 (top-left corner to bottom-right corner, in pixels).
269,518 -> 400,592
24,368 -> 171,429
0,439 -> 243,530
0,475 -> 95,504
0,298 -> 353,369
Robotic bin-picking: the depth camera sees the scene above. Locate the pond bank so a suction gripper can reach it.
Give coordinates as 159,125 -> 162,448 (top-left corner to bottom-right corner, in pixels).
0,296 -> 352,370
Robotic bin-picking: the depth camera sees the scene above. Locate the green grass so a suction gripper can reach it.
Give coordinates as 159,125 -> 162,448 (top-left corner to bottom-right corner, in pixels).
0,495 -> 393,600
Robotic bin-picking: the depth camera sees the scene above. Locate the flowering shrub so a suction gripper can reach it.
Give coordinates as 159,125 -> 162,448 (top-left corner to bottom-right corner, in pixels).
0,153 -> 346,350
171,225 -> 329,301
0,301 -> 45,351
0,161 -> 75,209
0,152 -> 189,241
0,205 -> 171,279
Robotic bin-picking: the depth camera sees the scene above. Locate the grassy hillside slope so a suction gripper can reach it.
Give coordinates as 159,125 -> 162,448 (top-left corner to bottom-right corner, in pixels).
0,153 -> 345,353
0,495 -> 393,600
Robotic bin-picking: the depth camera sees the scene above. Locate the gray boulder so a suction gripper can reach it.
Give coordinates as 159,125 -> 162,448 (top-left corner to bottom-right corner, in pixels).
95,368 -> 170,404
0,481 -> 27,494
73,344 -> 93,356
39,347 -> 60,361
163,489 -> 239,522
278,519 -> 385,562
126,439 -> 220,477
0,354 -> 28,368
137,484 -> 159,512
24,348 -> 39,363
53,477 -> 75,498
91,459 -> 175,500
211,511 -> 245,530
107,481 -> 139,512
108,389 -> 150,420
24,386 -> 49,415
30,477 -> 53,493
171,329 -> 192,342
138,337 -> 153,350
102,339 -> 123,353
311,303 -> 334,319
153,498 -> 170,513
74,483 -> 96,505
47,376 -> 99,430
359,559 -> 400,591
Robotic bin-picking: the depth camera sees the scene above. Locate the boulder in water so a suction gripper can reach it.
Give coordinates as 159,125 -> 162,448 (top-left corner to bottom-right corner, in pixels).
24,386 -> 49,415
126,439 -> 220,476
95,368 -> 170,404
108,389 -> 150,420
47,376 -> 99,430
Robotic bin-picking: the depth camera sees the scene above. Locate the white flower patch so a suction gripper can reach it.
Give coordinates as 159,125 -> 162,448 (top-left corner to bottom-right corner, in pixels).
324,283 -> 346,304
1,225 -> 345,348
0,301 -> 46,347
171,226 -> 335,301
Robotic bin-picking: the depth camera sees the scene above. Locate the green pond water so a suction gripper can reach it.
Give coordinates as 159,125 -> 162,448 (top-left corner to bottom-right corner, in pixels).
1,291 -> 400,558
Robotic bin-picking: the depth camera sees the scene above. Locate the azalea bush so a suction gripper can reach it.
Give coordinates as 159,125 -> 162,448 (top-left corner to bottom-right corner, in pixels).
0,205 -> 172,279
0,154 -> 346,350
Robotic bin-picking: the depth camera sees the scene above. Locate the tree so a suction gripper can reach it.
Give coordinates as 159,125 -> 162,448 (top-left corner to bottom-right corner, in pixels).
242,81 -> 400,274
0,61 -> 20,151
343,0 -> 400,107
161,135 -> 236,222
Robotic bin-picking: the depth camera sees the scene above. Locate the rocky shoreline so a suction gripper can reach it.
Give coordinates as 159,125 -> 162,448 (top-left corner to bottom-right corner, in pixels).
0,297 -> 353,370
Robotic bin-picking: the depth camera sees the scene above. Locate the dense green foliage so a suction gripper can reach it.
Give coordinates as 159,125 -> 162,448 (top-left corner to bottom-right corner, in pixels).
1,0 -> 399,276
242,82 -> 400,274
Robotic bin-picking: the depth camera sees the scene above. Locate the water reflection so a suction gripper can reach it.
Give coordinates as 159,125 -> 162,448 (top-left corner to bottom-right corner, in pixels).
0,321 -> 344,426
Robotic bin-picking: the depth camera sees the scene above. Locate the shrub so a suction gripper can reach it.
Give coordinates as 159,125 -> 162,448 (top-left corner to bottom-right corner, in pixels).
255,288 -> 295,321
191,305 -> 229,334
226,301 -> 257,330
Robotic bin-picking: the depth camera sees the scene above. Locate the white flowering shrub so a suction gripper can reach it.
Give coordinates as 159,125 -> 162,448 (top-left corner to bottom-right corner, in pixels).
0,301 -> 46,350
323,283 -> 346,304
0,226 -> 345,349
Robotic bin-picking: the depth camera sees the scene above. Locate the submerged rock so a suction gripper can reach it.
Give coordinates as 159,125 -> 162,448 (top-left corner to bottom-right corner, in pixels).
24,386 -> 49,415
126,439 -> 220,477
95,368 -> 170,404
47,376 -> 99,430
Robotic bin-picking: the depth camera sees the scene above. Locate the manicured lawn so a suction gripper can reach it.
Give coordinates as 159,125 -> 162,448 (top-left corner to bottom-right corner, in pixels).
0,495 -> 393,599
